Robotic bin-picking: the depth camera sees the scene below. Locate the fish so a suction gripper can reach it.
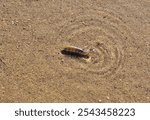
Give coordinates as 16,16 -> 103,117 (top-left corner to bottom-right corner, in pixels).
61,45 -> 90,59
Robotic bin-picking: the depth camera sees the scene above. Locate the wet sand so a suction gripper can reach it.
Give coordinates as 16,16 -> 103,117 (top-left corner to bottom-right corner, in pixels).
0,0 -> 150,102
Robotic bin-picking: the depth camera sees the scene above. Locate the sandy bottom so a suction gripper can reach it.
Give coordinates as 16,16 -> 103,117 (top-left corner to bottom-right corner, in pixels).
0,0 -> 150,102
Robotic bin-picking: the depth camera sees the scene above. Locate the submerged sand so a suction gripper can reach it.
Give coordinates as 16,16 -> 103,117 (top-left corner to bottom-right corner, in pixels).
0,0 -> 150,102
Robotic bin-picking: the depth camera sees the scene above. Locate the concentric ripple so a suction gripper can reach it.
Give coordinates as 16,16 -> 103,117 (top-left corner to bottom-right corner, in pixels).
56,8 -> 133,77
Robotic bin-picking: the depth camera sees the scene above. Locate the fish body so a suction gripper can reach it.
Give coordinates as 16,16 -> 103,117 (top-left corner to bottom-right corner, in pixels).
61,46 -> 89,59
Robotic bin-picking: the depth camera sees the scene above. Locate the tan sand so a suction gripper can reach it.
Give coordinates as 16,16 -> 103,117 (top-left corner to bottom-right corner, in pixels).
0,0 -> 150,102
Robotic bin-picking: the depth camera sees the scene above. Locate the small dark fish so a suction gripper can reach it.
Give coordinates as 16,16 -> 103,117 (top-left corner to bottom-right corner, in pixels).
61,46 -> 90,59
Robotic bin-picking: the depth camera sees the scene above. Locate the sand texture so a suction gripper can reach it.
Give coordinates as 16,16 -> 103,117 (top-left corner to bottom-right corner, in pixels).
0,0 -> 150,102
